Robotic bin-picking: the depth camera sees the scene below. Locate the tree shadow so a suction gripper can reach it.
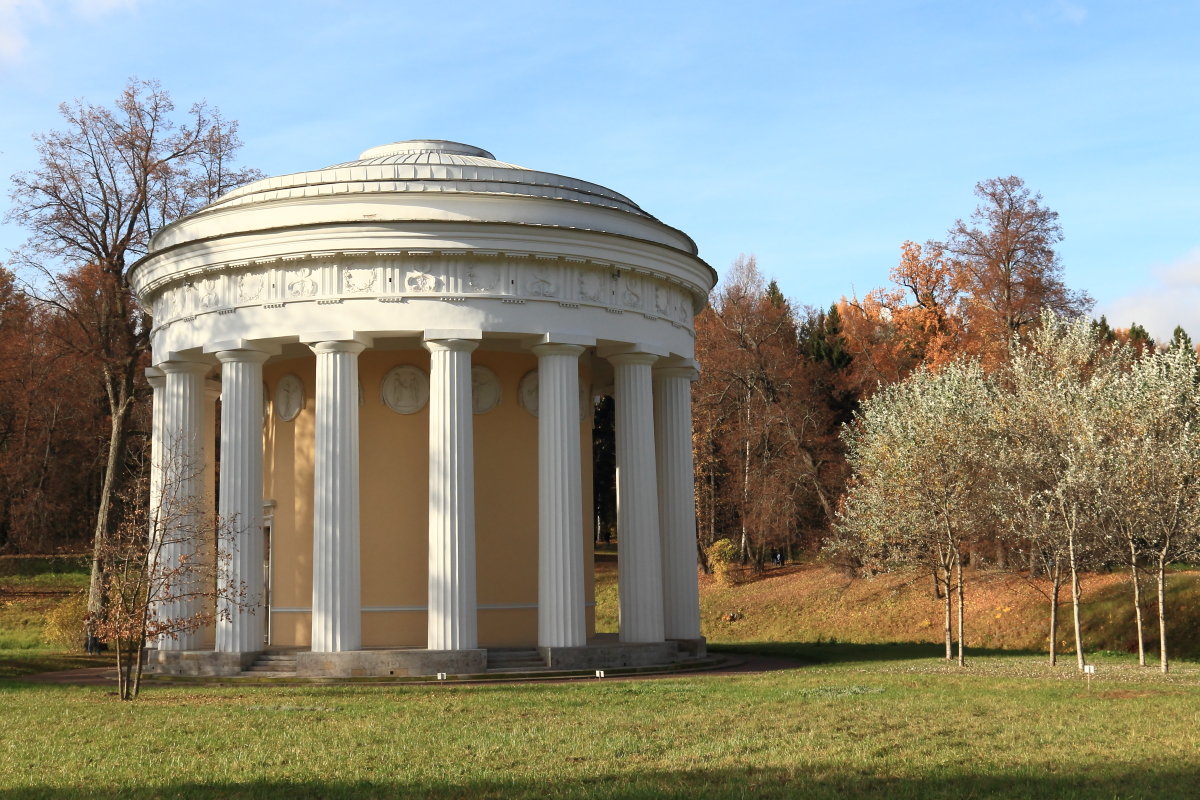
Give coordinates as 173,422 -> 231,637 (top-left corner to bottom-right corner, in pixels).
710,639 -> 1042,664
5,764 -> 1198,799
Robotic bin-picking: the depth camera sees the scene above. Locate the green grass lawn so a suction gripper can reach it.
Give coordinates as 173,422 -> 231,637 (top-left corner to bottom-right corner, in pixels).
3,645 -> 1200,798
3,556 -> 1200,798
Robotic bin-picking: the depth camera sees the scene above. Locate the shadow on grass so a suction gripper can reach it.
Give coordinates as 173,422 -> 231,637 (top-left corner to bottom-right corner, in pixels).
710,640 -> 1042,664
4,765 -> 1199,799
0,652 -> 112,680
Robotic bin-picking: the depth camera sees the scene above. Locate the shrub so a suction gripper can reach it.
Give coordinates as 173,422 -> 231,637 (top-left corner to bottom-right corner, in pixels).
42,592 -> 88,652
706,538 -> 742,587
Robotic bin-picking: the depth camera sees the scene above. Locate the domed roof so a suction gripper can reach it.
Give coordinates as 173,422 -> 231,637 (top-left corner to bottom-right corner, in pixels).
204,139 -> 652,220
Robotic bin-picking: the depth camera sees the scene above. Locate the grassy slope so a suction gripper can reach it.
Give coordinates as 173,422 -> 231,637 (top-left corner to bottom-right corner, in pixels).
598,559 -> 1200,659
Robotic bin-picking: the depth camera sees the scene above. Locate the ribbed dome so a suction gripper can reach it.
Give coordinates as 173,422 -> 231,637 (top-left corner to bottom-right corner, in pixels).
204,139 -> 650,219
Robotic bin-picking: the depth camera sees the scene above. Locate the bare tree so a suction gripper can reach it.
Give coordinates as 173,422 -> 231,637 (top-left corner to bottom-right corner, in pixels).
6,79 -> 261,638
92,442 -> 246,701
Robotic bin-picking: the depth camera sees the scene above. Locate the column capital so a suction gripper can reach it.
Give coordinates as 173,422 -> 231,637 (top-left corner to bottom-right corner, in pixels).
532,342 -> 587,359
204,339 -> 282,357
145,366 -> 165,389
653,363 -> 699,382
214,349 -> 272,365
607,351 -> 659,368
156,360 -> 211,377
308,340 -> 368,356
423,338 -> 479,355
299,331 -> 372,348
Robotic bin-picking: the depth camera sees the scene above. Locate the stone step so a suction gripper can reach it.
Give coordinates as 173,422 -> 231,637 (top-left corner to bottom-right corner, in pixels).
241,651 -> 299,677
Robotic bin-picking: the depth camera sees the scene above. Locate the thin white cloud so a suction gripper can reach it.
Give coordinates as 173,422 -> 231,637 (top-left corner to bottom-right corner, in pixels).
1056,1 -> 1088,25
0,0 -> 45,62
71,0 -> 138,19
1101,248 -> 1200,342
0,0 -> 139,63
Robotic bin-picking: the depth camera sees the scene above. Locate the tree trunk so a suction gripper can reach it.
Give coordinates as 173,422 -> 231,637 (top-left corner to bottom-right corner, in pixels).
87,395 -> 132,645
1048,558 -> 1061,666
955,548 -> 965,667
942,563 -> 953,661
1157,554 -> 1169,674
740,425 -> 750,564
1068,529 -> 1086,671
932,566 -> 942,600
1128,537 -> 1145,667
695,535 -> 711,575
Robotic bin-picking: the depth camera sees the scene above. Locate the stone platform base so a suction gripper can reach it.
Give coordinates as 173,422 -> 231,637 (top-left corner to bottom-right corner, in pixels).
295,648 -> 486,678
147,636 -> 706,678
146,649 -> 257,677
540,637 -> 706,669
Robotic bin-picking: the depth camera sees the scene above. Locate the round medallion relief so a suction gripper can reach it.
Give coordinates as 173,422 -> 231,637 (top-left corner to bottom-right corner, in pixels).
274,375 -> 304,422
381,365 -> 429,414
518,370 -> 539,417
520,372 -> 593,421
471,366 -> 501,414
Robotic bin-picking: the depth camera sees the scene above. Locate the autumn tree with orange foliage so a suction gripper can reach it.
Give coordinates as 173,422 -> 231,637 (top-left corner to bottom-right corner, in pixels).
0,265 -> 108,552
839,176 -> 1092,386
693,257 -> 846,567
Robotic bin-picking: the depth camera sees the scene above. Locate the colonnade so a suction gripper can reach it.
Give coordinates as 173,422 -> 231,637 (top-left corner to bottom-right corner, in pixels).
147,335 -> 702,655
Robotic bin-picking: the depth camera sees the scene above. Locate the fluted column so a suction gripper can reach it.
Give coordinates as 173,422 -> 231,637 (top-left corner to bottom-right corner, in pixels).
610,351 -> 665,643
654,364 -> 703,640
424,337 -> 479,650
156,360 -> 210,651
215,349 -> 270,653
533,343 -> 587,648
145,367 -> 165,637
309,340 -> 366,652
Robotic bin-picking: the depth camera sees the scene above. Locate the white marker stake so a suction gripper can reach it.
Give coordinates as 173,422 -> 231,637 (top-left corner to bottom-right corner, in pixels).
1084,663 -> 1095,690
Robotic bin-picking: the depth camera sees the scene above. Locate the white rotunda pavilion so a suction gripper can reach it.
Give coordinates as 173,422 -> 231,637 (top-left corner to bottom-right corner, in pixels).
131,140 -> 716,677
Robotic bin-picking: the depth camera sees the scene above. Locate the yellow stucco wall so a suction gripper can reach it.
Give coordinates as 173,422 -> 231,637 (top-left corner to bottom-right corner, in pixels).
261,347 -> 594,648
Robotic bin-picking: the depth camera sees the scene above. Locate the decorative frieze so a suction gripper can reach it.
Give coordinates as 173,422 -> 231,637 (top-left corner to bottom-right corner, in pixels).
147,251 -> 700,335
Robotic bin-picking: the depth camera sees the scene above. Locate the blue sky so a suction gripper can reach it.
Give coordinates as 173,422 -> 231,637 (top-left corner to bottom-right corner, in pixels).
2,0 -> 1198,339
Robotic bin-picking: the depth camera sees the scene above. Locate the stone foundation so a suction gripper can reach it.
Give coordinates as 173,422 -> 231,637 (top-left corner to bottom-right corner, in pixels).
295,649 -> 487,678
146,649 -> 256,677
539,637 -> 706,669
148,638 -> 706,679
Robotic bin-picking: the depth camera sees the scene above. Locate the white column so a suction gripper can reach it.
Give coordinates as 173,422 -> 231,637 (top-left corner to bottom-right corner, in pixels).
309,340 -> 366,652
145,367 -> 165,637
654,364 -> 703,640
156,360 -> 210,651
200,379 -> 220,649
533,343 -> 587,648
610,351 -> 665,643
424,337 -> 479,650
215,349 -> 270,653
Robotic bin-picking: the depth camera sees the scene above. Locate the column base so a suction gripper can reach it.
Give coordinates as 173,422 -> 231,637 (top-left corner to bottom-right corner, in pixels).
295,649 -> 487,678
145,649 -> 258,677
671,636 -> 708,659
